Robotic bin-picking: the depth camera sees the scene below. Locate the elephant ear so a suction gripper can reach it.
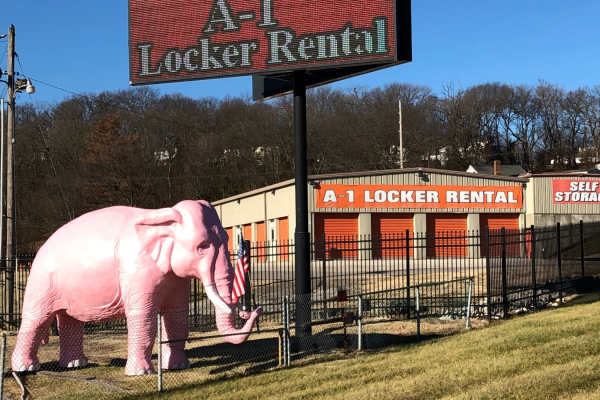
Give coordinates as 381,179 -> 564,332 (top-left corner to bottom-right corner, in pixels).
135,208 -> 183,274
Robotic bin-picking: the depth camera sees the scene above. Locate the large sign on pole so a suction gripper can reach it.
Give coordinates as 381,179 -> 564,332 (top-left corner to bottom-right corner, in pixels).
129,0 -> 411,340
129,0 -> 411,88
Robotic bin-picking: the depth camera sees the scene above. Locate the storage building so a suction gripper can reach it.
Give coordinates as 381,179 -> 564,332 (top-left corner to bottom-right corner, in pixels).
524,171 -> 600,227
212,168 -> 532,258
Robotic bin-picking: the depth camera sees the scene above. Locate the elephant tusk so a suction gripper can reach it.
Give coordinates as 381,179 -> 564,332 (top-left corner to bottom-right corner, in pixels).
204,284 -> 232,314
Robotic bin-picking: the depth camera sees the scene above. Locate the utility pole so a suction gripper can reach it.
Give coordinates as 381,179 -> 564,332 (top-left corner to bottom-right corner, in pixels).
5,24 -> 15,325
1,98 -> 4,262
398,99 -> 404,169
0,99 -> 6,266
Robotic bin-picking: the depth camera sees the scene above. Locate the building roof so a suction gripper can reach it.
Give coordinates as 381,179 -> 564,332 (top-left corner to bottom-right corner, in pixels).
212,167 -> 528,206
466,164 -> 527,177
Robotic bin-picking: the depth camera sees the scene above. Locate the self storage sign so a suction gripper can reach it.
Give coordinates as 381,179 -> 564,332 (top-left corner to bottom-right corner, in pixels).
129,0 -> 408,85
553,179 -> 600,203
316,184 -> 523,209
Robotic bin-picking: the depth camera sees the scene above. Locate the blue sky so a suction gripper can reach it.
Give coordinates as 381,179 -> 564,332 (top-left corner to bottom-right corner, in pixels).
1,1 -> 599,107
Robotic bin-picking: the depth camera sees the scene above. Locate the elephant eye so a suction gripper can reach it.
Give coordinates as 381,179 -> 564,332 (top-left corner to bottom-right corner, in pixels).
197,241 -> 210,252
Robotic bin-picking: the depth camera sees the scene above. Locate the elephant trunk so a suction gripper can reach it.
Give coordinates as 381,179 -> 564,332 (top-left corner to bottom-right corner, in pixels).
214,282 -> 261,344
208,241 -> 261,344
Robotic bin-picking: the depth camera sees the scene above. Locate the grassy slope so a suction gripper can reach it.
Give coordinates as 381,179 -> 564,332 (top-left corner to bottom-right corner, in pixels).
135,292 -> 600,400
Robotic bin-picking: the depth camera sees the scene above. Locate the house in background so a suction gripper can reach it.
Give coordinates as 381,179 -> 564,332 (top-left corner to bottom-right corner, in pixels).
466,160 -> 527,177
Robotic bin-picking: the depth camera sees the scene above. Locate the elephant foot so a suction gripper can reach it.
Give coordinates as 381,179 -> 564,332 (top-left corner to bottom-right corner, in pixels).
12,355 -> 40,373
161,350 -> 190,370
59,356 -> 88,369
125,359 -> 156,376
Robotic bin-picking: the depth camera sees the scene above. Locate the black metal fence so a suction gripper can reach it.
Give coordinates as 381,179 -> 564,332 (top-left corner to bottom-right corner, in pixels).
2,220 -> 600,331
0,256 -> 33,331
486,221 -> 600,318
249,231 -> 487,323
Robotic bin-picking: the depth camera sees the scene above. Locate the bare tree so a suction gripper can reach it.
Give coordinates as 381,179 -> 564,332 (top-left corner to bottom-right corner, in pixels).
503,86 -> 540,172
583,87 -> 600,167
534,82 -> 565,169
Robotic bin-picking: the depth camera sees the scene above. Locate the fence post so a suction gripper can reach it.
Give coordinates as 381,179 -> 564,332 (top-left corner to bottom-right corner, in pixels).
0,332 -> 5,398
193,279 -> 199,328
531,225 -> 537,309
405,229 -> 411,319
466,278 -> 472,329
287,297 -> 292,366
243,240 -> 252,312
580,220 -> 585,277
7,257 -> 14,327
556,222 -> 563,303
282,297 -> 288,367
281,296 -> 289,367
486,228 -> 492,322
283,296 -> 291,367
357,296 -> 363,351
322,239 -> 327,318
415,286 -> 420,341
278,329 -> 284,367
0,261 -> 3,331
501,228 -> 508,319
157,312 -> 163,393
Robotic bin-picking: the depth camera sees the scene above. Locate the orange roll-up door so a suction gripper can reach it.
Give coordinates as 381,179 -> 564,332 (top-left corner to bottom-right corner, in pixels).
426,214 -> 467,257
372,213 -> 414,258
480,214 -> 520,257
314,213 -> 358,259
225,227 -> 233,257
256,221 -> 266,261
243,224 -> 252,242
278,217 -> 289,260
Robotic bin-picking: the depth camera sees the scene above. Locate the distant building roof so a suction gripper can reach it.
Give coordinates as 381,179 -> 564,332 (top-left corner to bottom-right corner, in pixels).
466,164 -> 527,177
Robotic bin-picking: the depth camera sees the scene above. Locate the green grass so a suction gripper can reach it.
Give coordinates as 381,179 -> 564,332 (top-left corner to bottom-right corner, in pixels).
3,292 -> 600,399
133,292 -> 600,400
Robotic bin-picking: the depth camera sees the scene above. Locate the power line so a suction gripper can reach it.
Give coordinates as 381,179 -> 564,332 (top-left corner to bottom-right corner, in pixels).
14,52 -> 82,97
15,52 -> 26,75
27,76 -> 81,96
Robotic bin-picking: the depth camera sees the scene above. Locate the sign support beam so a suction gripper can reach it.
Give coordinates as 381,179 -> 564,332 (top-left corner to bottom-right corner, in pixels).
293,70 -> 311,338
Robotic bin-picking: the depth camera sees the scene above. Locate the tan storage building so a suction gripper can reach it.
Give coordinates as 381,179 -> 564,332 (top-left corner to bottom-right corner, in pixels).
524,172 -> 600,227
212,168 -> 530,258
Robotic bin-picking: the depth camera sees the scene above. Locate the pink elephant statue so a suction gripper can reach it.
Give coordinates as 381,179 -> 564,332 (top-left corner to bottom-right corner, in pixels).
11,200 -> 261,375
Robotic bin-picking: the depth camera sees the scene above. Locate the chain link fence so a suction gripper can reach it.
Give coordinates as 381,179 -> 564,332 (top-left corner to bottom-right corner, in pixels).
1,277 -> 478,398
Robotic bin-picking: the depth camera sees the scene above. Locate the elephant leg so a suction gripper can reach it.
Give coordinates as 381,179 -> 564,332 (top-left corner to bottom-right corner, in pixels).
125,308 -> 157,376
11,311 -> 56,372
57,312 -> 87,368
160,280 -> 190,370
11,269 -> 58,373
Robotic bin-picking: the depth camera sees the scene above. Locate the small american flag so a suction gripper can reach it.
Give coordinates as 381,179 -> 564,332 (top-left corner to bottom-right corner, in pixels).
232,237 -> 250,304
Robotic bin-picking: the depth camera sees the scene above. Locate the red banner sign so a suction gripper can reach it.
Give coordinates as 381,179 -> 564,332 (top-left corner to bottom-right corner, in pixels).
315,184 -> 523,209
552,179 -> 600,204
129,0 -> 409,85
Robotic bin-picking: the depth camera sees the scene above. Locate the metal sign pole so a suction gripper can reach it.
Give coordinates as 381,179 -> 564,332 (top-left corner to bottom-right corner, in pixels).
293,70 -> 311,338
243,239 -> 252,311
